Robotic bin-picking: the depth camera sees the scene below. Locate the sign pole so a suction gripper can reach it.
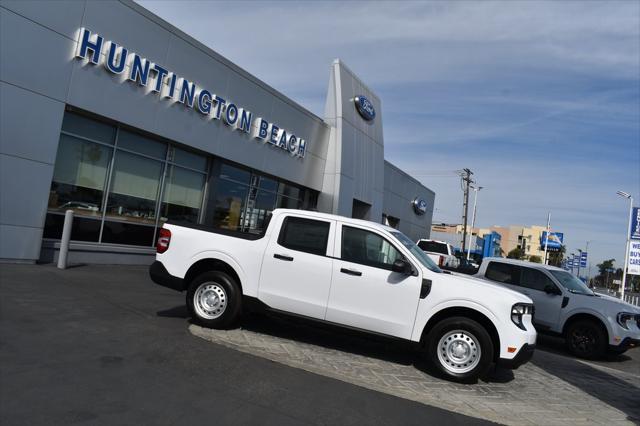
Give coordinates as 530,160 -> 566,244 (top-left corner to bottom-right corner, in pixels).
621,196 -> 634,300
543,212 -> 550,265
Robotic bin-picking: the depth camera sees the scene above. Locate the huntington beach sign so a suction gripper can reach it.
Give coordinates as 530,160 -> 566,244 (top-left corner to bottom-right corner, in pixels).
74,28 -> 307,159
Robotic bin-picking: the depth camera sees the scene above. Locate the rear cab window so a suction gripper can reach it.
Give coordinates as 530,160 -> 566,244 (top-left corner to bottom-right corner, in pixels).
485,262 -> 521,285
417,240 -> 449,255
277,216 -> 330,256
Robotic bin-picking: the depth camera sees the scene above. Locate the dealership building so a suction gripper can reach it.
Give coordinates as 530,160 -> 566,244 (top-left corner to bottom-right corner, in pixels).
0,0 -> 435,264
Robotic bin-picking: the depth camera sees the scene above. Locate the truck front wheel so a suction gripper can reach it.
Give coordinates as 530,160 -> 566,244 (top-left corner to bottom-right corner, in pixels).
426,317 -> 494,383
187,271 -> 241,329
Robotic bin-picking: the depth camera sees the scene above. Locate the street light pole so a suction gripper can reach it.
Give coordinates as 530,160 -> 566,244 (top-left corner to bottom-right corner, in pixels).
466,186 -> 483,261
617,190 -> 634,300
585,240 -> 591,285
543,212 -> 551,265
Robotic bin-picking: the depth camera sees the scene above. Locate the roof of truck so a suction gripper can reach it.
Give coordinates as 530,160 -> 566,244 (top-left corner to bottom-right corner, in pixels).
272,209 -> 398,233
481,257 -> 566,272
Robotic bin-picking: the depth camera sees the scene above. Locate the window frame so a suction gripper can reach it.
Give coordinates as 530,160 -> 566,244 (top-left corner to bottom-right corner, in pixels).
46,110 -> 209,247
338,224 -> 407,271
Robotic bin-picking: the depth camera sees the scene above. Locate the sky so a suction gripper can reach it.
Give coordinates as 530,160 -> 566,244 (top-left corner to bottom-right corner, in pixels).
137,0 -> 640,269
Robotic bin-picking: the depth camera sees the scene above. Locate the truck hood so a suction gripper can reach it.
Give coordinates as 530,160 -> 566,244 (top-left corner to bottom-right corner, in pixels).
590,293 -> 640,314
434,270 -> 533,304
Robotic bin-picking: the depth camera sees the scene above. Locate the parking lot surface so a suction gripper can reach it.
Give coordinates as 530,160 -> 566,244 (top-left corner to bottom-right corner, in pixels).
2,264 -> 639,425
191,315 -> 640,426
0,264 -> 490,426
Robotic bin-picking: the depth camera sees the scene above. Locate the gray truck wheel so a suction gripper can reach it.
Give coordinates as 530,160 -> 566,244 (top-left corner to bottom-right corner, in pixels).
187,271 -> 241,329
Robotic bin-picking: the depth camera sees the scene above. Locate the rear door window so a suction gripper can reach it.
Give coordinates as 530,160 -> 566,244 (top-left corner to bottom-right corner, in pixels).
277,216 -> 330,256
485,262 -> 521,285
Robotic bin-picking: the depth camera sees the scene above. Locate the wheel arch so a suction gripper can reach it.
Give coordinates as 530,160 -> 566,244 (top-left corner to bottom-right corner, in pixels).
184,258 -> 243,294
562,312 -> 609,340
420,307 -> 501,361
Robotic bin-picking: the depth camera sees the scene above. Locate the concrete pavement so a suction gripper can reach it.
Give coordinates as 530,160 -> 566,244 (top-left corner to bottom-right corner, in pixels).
0,264 -> 491,426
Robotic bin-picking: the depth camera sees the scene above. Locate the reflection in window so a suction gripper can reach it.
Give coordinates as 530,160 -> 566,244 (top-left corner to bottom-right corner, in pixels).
212,179 -> 248,231
244,190 -> 277,232
105,151 -> 162,225
61,112 -> 116,144
117,130 -> 167,159
219,163 -> 250,184
170,146 -> 208,171
341,226 -> 403,270
48,134 -> 111,218
45,111 -> 209,247
160,165 -> 205,224
278,217 -> 330,256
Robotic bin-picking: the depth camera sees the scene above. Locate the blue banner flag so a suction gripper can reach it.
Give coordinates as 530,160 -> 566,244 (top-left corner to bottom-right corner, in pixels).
631,207 -> 640,240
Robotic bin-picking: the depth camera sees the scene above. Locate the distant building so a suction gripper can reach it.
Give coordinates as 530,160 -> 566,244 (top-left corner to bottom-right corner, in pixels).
490,225 -> 548,259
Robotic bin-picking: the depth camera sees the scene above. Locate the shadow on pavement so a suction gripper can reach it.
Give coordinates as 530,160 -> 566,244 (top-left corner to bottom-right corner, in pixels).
205,310 -> 515,384
537,334 -> 634,363
532,342 -> 640,423
156,305 -> 189,318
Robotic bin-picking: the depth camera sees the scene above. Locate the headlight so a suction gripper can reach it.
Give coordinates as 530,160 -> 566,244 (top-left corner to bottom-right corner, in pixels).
511,303 -> 534,331
616,312 -> 638,330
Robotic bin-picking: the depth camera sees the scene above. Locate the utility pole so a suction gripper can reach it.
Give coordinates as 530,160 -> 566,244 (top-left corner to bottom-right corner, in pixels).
466,186 -> 483,261
460,168 -> 474,254
543,212 -> 551,265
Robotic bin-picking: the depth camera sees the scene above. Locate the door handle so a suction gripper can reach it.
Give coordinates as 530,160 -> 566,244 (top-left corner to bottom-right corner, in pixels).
274,254 -> 294,261
340,268 -> 362,276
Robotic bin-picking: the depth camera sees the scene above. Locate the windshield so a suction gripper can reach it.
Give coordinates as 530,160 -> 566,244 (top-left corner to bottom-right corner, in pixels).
391,231 -> 442,273
550,270 -> 594,295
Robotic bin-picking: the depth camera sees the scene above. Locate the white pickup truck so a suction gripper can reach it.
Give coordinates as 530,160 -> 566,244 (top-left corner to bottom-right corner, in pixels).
150,209 -> 536,382
416,239 -> 460,270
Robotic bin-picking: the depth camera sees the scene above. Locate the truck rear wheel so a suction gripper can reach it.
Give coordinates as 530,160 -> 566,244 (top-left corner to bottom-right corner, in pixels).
427,317 -> 493,383
187,271 -> 241,329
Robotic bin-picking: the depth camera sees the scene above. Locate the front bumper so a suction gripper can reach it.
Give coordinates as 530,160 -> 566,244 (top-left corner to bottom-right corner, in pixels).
614,337 -> 640,351
149,260 -> 185,292
497,344 -> 535,370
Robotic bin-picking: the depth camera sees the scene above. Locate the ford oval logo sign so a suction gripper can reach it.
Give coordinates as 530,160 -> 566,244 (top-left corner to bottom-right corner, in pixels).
412,197 -> 428,215
354,96 -> 375,122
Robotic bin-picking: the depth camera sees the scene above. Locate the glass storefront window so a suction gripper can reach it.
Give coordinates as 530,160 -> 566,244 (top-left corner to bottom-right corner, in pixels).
244,190 -> 277,232
105,150 -> 163,225
48,134 -> 111,218
62,112 -> 116,144
117,130 -> 167,159
278,182 -> 300,200
160,165 -> 206,224
45,111 -> 317,247
276,194 -> 301,209
212,179 -> 249,231
170,146 -> 207,172
219,163 -> 250,184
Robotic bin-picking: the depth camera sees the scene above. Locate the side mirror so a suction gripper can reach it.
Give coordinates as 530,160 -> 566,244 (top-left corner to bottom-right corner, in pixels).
392,259 -> 412,275
544,284 -> 561,295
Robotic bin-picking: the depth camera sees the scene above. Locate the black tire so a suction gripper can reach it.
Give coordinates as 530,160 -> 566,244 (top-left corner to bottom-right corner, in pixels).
186,271 -> 241,329
564,319 -> 607,359
426,316 -> 494,383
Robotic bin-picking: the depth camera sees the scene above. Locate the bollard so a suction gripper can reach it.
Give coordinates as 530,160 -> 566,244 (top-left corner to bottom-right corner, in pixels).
57,209 -> 74,269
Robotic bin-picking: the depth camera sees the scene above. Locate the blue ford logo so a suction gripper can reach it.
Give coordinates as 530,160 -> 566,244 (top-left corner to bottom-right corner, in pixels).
412,198 -> 428,215
354,96 -> 375,122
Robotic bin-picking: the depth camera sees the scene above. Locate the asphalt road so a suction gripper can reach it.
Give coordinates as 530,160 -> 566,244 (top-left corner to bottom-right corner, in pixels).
0,264 -> 491,426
